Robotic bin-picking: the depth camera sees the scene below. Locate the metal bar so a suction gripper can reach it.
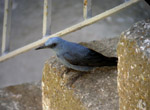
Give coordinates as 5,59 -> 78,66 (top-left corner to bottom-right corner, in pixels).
43,0 -> 52,37
1,0 -> 12,55
83,0 -> 92,19
0,0 -> 141,62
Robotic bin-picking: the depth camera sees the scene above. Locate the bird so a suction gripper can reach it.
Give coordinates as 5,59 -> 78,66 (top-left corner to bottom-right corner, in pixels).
35,37 -> 118,72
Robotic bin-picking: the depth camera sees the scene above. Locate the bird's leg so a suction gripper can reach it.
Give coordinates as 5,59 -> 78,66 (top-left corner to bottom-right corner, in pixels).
66,71 -> 87,88
60,68 -> 72,78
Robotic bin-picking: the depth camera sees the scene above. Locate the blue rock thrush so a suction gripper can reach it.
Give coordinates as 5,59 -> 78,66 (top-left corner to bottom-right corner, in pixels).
36,37 -> 117,72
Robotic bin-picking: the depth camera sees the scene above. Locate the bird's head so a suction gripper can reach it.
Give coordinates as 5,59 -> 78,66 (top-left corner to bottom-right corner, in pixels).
35,37 -> 64,51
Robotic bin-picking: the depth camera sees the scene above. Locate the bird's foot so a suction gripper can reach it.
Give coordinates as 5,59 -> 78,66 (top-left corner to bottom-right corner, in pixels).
60,68 -> 72,78
66,72 -> 83,88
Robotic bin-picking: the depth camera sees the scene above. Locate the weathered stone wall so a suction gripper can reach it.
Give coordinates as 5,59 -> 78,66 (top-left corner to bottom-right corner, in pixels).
117,19 -> 150,110
0,82 -> 42,110
42,38 -> 119,110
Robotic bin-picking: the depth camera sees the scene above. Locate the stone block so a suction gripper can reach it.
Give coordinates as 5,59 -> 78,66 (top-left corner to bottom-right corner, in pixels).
117,19 -> 150,110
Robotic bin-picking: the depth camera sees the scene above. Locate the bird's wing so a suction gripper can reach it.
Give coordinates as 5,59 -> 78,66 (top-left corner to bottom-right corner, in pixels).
63,49 -> 117,67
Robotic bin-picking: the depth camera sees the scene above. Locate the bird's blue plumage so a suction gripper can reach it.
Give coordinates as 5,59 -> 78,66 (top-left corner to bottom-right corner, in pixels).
36,37 -> 117,71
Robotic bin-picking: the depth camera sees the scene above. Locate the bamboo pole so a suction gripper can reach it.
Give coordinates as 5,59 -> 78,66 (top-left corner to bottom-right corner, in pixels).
0,0 -> 141,62
1,0 -> 12,55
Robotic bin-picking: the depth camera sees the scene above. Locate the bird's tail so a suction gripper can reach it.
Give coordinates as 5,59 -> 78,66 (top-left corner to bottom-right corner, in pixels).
106,57 -> 118,66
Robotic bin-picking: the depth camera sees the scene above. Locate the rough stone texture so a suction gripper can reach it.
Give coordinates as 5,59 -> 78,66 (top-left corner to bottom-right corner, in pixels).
0,82 -> 42,110
117,19 -> 150,110
42,38 -> 119,110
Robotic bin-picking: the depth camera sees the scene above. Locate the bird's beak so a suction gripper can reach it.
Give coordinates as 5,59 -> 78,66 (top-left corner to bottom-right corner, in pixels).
35,45 -> 48,50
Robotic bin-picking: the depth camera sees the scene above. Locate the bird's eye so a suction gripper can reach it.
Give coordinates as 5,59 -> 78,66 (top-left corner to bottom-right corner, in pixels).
49,43 -> 57,48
